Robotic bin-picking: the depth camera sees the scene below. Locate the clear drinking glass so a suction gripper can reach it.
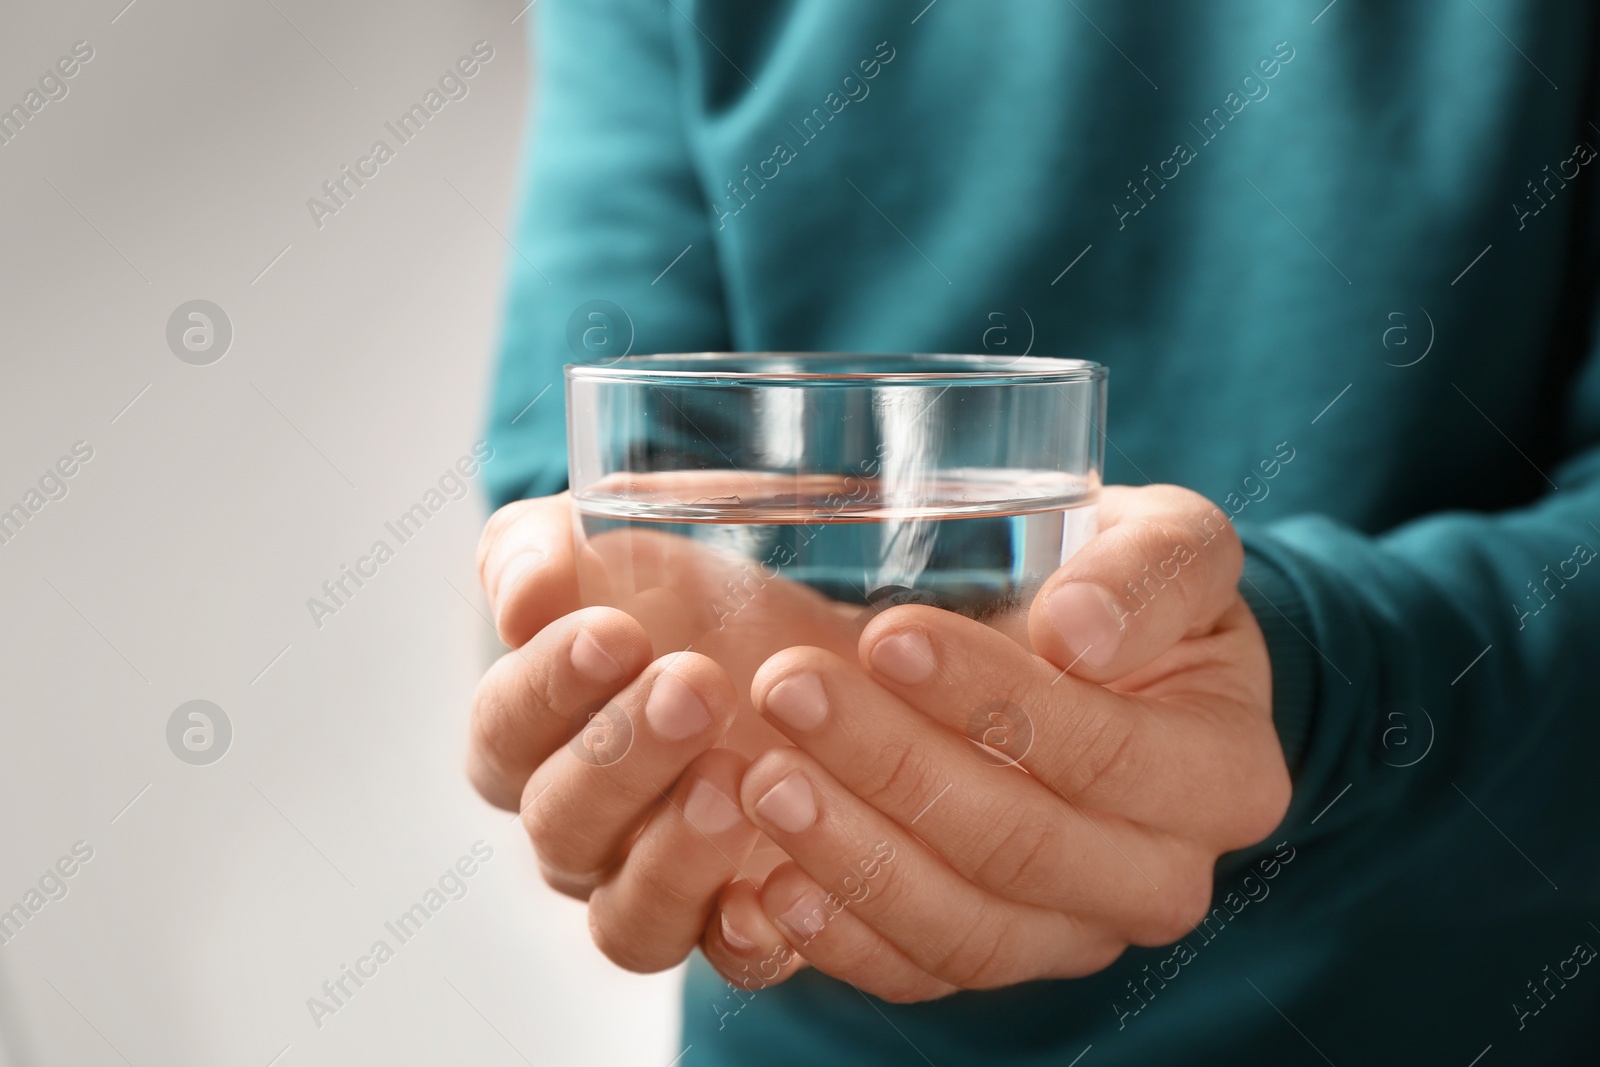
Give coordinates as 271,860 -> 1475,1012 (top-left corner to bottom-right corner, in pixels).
566,353 -> 1106,754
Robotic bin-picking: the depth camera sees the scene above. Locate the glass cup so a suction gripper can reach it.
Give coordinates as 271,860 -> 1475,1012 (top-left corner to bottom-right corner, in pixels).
566,353 -> 1107,757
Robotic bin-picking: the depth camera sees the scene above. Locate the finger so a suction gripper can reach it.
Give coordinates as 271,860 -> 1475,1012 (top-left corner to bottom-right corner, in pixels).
587,749 -> 761,972
864,605 -> 1142,809
861,605 -> 1283,850
467,607 -> 652,810
701,879 -> 807,998
740,748 -> 1114,988
521,652 -> 737,891
758,862 -> 955,1003
752,647 -> 1178,927
477,492 -> 579,646
1029,484 -> 1242,683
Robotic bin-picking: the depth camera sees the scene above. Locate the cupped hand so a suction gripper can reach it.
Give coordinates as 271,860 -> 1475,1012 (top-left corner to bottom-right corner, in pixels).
700,485 -> 1292,1001
469,492 -> 765,972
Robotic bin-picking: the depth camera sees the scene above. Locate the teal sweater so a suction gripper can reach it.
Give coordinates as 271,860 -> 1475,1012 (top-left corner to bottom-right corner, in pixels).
487,2 -> 1600,1062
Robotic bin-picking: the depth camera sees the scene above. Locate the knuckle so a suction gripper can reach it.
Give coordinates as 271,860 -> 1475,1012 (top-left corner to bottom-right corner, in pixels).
522,792 -> 607,879
476,500 -> 529,587
971,804 -> 1060,899
520,797 -> 557,856
1193,509 -> 1243,579
859,742 -> 944,820
468,664 -> 510,749
588,857 -> 706,973
627,847 -> 706,920
1057,706 -> 1143,804
1156,483 -> 1213,521
588,901 -> 675,973
846,850 -> 913,919
1165,487 -> 1242,578
801,913 -> 881,974
1141,868 -> 1216,946
467,677 -> 525,797
930,918 -> 1011,989
520,648 -> 565,719
471,652 -> 557,756
1127,501 -> 1241,602
1234,759 -> 1292,848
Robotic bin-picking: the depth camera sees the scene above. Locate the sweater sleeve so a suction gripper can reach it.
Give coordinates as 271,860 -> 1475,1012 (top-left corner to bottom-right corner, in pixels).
485,0 -> 731,509
1236,325 -> 1600,839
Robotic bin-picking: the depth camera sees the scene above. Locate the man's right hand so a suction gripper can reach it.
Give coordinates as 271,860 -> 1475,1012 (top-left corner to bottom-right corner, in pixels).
468,492 -> 763,972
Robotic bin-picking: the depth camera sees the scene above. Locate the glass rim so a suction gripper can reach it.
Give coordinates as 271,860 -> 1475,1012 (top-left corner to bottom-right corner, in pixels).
565,352 -> 1107,386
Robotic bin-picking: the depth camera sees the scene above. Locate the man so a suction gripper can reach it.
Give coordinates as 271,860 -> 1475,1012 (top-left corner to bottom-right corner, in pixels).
470,2 -> 1600,1062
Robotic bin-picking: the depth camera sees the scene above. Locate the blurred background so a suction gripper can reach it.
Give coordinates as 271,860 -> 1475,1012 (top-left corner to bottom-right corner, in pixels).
0,2 -> 682,1064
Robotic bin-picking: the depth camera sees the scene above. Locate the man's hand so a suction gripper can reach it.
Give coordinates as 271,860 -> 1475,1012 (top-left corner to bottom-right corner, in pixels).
700,485 -> 1292,1001
469,493 -> 763,972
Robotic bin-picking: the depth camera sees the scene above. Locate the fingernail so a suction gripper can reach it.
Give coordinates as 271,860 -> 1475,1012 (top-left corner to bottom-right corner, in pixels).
569,630 -> 623,683
495,549 -> 545,609
764,672 -> 828,732
684,778 -> 744,834
644,673 -> 712,741
755,772 -> 817,834
721,911 -> 759,951
780,890 -> 828,941
1047,583 -> 1125,670
869,630 -> 935,685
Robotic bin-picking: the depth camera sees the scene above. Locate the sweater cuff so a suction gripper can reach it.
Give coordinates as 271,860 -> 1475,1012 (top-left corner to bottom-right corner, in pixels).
1238,546 -> 1320,774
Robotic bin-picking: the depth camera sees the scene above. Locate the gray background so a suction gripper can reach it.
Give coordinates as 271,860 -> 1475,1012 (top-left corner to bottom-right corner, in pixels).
0,2 -> 681,1064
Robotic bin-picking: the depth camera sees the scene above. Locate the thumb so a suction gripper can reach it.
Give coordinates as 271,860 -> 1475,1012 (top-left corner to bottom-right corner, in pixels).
477,491 -> 579,646
1027,485 -> 1242,682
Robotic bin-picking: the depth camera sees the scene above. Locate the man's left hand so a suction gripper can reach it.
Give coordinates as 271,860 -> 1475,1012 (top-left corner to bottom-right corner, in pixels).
699,485 -> 1292,1002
